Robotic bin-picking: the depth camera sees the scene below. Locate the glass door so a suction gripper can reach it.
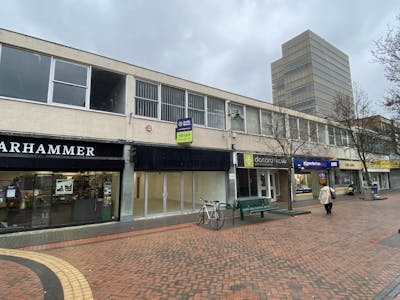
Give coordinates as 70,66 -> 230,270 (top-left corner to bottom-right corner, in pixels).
257,170 -> 270,198
269,173 -> 276,202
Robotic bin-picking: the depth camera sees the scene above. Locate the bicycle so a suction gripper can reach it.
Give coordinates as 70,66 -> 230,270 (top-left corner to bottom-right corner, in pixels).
196,198 -> 225,230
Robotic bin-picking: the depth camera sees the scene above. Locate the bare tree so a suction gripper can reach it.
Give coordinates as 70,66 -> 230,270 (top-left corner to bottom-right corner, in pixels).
334,83 -> 378,187
372,13 -> 400,118
260,108 -> 324,211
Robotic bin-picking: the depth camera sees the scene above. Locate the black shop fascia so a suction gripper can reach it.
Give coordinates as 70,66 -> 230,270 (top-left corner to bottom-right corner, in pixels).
0,135 -> 124,171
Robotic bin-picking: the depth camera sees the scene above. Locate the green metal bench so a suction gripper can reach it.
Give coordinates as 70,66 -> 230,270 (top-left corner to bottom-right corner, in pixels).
236,197 -> 279,221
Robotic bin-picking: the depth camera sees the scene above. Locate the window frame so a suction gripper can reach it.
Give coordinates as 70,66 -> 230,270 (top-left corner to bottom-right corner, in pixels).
261,110 -> 274,136
230,102 -> 245,132
134,79 -> 160,119
160,84 -> 186,122
187,92 -> 206,126
49,58 -> 91,109
289,116 -> 300,140
245,106 -> 261,135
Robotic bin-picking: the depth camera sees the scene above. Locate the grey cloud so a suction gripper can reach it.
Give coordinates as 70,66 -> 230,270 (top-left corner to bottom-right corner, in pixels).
0,0 -> 399,117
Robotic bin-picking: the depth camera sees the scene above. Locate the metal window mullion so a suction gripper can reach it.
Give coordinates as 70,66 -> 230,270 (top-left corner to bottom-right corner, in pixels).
157,83 -> 161,119
48,57 -> 56,104
85,66 -> 91,109
163,174 -> 167,213
243,106 -> 247,133
144,172 -> 148,217
205,95 -> 208,127
180,173 -> 184,211
185,90 -> 188,117
133,78 -> 136,116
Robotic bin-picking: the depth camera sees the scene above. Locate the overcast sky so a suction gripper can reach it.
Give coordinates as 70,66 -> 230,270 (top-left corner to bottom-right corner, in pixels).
0,0 -> 399,117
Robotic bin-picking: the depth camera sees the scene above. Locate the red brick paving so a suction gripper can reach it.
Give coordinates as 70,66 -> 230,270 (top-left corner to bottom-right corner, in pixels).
0,260 -> 43,300
3,194 -> 400,299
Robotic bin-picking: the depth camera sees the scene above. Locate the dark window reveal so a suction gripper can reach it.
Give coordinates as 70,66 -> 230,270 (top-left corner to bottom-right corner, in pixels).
0,45 -> 50,102
90,68 -> 125,114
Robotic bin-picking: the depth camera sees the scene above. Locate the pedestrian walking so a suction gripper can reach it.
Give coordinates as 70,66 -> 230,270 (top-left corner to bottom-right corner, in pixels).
318,183 -> 335,215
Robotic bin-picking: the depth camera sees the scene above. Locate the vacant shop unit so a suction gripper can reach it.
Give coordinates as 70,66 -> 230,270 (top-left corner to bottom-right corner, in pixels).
132,145 -> 230,218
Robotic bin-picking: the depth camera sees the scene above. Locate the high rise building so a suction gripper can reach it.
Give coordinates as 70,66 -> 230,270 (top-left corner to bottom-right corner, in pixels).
271,30 -> 353,118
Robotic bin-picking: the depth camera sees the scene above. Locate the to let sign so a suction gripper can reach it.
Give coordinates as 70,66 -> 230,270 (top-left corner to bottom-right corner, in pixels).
176,117 -> 193,143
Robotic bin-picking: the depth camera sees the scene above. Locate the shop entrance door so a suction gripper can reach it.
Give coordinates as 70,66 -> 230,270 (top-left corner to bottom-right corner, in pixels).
269,173 -> 276,202
257,170 -> 270,198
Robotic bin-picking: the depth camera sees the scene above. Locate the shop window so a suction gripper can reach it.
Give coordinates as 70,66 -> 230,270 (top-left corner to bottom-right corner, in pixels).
334,171 -> 355,187
0,44 -> 51,103
207,96 -> 225,129
236,168 -> 257,197
90,68 -> 125,114
295,173 -> 312,193
0,171 -> 120,233
135,80 -> 159,118
52,59 -> 89,107
246,107 -> 260,134
161,85 -> 185,122
188,93 -> 205,125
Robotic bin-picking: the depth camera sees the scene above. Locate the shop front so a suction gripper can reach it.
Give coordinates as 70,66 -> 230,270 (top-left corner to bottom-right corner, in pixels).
388,160 -> 400,190
132,144 -> 231,218
335,160 -> 362,195
235,152 -> 289,202
364,159 -> 390,191
0,135 -> 124,233
294,157 -> 339,200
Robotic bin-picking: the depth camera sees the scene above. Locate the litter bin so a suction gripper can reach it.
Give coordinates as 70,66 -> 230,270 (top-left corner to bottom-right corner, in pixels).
372,183 -> 378,195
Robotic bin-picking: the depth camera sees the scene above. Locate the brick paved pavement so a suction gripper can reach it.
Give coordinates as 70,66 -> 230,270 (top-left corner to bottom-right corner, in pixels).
1,193 -> 400,299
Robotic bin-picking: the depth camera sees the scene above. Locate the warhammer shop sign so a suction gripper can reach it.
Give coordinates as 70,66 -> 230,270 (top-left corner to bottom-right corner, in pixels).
0,135 -> 123,158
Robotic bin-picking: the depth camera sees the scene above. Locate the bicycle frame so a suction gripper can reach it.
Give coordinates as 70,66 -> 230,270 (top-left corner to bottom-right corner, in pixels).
196,198 -> 225,230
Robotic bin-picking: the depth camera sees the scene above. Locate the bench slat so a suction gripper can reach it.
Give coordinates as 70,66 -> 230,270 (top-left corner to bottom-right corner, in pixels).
237,197 -> 277,220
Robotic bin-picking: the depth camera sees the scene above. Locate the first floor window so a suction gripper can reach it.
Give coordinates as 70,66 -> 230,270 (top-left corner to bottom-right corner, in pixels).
51,59 -> 89,107
230,103 -> 245,132
188,93 -> 205,125
261,110 -> 273,136
135,80 -> 158,118
207,96 -> 225,129
246,107 -> 260,134
0,44 -> 50,103
161,85 -> 185,122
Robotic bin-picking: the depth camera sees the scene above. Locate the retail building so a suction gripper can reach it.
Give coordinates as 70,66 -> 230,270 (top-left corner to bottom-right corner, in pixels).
0,29 -> 367,233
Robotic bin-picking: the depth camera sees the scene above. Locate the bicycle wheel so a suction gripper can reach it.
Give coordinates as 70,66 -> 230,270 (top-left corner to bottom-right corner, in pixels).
210,209 -> 225,230
196,207 -> 205,225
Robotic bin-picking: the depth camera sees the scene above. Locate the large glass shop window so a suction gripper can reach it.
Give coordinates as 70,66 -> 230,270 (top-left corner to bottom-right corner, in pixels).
0,171 -> 120,232
295,173 -> 312,193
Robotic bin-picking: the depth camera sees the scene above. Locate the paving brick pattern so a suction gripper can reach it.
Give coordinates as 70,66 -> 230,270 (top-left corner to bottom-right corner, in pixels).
2,194 -> 400,299
0,259 -> 42,300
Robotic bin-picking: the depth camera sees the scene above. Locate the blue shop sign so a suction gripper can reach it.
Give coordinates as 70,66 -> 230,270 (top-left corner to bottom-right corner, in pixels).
294,158 -> 339,170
